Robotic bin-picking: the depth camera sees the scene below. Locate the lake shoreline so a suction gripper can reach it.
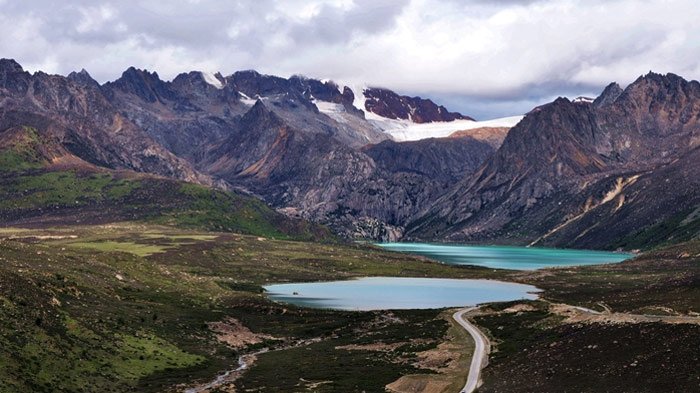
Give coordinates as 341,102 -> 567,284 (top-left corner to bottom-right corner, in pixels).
376,242 -> 632,270
264,277 -> 541,311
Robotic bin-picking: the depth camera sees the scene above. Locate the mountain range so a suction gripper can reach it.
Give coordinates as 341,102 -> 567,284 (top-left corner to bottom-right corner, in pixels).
1,58 -> 698,249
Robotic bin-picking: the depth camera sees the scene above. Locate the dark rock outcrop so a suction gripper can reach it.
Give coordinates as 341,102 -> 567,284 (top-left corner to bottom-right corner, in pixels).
363,87 -> 474,123
364,137 -> 493,183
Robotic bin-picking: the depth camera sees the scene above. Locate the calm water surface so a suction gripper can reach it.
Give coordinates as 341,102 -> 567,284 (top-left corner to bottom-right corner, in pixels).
263,277 -> 539,311
376,243 -> 632,270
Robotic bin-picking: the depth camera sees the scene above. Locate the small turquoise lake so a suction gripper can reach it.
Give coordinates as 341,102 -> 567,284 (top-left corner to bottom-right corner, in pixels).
263,277 -> 539,311
376,243 -> 632,270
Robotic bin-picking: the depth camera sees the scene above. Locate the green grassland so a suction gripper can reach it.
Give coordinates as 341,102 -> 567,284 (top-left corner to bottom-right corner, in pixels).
2,224 -> 696,392
0,135 -> 489,391
0,225 -> 489,392
0,126 -> 44,172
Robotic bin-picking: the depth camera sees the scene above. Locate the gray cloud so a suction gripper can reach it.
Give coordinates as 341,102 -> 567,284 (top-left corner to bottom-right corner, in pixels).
1,0 -> 699,118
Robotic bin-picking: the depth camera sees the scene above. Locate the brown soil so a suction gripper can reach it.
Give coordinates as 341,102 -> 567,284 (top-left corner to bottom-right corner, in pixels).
448,126 -> 511,148
208,317 -> 274,349
501,304 -> 537,313
335,342 -> 405,352
550,303 -> 700,325
386,377 -> 452,393
412,341 -> 462,372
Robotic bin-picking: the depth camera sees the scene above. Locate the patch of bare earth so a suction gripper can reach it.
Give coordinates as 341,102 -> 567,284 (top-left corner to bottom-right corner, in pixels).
299,378 -> 333,390
412,341 -> 461,372
337,338 -> 461,393
209,317 -> 274,349
385,312 -> 473,393
335,342 -> 406,352
386,343 -> 464,393
500,304 -> 537,313
386,377 -> 452,393
550,303 -> 700,325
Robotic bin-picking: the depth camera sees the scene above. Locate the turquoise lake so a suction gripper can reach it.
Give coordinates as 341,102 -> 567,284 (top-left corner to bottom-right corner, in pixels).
263,277 -> 540,311
376,243 -> 632,270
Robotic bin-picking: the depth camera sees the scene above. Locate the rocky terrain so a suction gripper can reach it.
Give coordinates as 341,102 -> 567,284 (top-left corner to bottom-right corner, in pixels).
1,59 -> 496,240
363,87 -> 473,123
1,58 -> 698,247
407,72 -> 700,249
0,59 -> 210,185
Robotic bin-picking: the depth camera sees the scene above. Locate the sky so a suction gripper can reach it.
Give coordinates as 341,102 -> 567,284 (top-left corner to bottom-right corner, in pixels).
1,0 -> 700,119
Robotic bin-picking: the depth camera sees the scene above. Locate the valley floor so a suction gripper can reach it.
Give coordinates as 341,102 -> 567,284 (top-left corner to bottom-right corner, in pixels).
0,224 -> 698,392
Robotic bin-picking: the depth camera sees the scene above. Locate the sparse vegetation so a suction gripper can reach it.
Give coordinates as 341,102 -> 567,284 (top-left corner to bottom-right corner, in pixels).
0,134 -> 698,392
474,301 -> 700,393
0,225 -> 486,392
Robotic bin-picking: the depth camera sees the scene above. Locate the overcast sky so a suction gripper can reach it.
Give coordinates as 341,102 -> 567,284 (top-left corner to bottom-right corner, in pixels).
2,0 -> 699,119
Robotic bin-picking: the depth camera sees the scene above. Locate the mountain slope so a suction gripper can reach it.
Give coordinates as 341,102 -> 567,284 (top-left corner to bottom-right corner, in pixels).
195,101 -> 495,239
0,124 -> 328,240
407,72 -> 700,249
0,59 -> 211,185
1,59 -> 499,240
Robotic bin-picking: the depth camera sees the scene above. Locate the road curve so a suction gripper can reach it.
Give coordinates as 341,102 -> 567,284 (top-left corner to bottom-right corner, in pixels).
453,308 -> 489,393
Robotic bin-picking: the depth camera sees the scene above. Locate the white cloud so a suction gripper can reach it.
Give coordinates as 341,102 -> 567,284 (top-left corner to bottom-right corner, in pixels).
75,5 -> 116,33
1,0 -> 699,118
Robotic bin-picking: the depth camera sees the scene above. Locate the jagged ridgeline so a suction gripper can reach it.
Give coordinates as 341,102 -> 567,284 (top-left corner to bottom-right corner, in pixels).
1,58 -> 698,248
0,58 -> 494,241
407,73 -> 700,250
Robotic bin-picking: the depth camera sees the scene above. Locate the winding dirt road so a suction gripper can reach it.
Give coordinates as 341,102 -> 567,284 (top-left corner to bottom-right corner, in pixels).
453,308 -> 490,393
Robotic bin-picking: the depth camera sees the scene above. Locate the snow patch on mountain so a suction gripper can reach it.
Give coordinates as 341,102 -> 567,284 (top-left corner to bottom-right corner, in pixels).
311,97 -> 348,123
572,96 -> 594,103
200,71 -> 224,89
239,91 -> 258,106
368,115 -> 524,141
325,84 -> 524,141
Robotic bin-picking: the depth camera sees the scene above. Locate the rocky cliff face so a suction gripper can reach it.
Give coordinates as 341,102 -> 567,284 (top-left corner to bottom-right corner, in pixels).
363,136 -> 493,183
406,72 -> 700,249
102,68 -> 247,161
363,87 -> 473,123
196,101 -> 494,240
89,64 -> 490,239
0,59 -> 210,185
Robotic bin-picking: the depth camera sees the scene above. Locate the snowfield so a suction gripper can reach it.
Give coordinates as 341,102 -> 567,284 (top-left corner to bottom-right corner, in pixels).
365,115 -> 523,141
200,71 -> 224,89
238,82 -> 524,142
343,85 -> 523,141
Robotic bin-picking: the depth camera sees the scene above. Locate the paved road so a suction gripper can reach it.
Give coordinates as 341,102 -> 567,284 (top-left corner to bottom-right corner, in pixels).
453,308 -> 489,393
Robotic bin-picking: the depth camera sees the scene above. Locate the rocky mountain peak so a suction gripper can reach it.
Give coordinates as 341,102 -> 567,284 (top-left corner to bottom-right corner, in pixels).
242,99 -> 283,126
171,70 -> 225,90
363,87 -> 474,123
593,82 -> 623,107
108,66 -> 175,103
230,70 -> 291,98
67,68 -> 100,88
628,71 -> 700,95
0,58 -> 24,74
